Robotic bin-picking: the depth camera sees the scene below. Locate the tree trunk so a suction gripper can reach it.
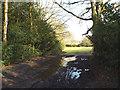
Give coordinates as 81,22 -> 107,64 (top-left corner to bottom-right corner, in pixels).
29,3 -> 32,31
91,0 -> 96,21
3,0 -> 8,43
17,12 -> 19,24
98,1 -> 102,19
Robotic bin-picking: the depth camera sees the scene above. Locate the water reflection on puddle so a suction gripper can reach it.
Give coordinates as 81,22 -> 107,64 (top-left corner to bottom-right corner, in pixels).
81,58 -> 88,61
65,67 -> 90,80
65,67 -> 82,80
63,56 -> 89,80
85,69 -> 89,71
61,55 -> 77,67
31,55 -> 90,82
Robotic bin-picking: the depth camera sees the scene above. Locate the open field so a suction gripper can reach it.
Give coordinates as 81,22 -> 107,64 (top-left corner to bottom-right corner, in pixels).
62,47 -> 93,55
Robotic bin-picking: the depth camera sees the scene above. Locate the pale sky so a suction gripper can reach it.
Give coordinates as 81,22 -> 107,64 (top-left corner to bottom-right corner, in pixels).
61,0 -> 119,41
42,0 -> 119,41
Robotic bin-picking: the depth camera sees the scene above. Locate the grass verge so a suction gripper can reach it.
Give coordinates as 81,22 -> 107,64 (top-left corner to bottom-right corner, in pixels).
62,47 -> 93,55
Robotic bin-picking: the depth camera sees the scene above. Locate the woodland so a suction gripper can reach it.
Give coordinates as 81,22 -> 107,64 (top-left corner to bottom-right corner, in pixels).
1,0 -> 120,83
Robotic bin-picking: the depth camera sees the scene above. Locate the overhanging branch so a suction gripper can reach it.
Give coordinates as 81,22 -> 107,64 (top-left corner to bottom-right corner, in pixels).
101,0 -> 111,10
113,5 -> 120,10
63,1 -> 85,5
81,8 -> 91,16
54,2 -> 92,21
101,4 -> 120,13
82,26 -> 93,35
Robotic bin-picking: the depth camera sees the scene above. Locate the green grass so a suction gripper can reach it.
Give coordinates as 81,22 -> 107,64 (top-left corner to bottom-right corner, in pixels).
63,47 -> 93,54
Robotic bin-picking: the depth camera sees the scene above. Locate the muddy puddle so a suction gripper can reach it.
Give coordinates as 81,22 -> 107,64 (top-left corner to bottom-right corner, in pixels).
31,55 -> 78,81
30,55 -> 90,86
65,67 -> 90,80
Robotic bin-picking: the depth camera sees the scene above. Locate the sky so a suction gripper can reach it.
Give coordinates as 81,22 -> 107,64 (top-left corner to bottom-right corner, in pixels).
60,0 -> 119,41
66,17 -> 93,41
42,0 -> 119,41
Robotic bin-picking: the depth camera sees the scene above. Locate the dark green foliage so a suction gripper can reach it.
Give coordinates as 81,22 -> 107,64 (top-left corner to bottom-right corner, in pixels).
2,44 -> 14,65
2,44 -> 41,66
90,3 -> 120,71
2,2 -> 62,66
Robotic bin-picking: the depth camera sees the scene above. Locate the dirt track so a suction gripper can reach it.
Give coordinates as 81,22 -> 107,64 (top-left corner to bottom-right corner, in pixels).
2,54 -> 118,88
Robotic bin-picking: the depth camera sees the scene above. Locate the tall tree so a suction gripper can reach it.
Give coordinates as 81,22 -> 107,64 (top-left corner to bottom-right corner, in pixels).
54,0 -> 119,47
3,0 -> 8,43
54,0 -> 117,35
29,3 -> 33,31
54,0 -> 120,71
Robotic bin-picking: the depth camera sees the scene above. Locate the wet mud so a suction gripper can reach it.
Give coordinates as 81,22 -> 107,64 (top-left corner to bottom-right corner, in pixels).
2,55 -> 118,88
31,55 -> 96,88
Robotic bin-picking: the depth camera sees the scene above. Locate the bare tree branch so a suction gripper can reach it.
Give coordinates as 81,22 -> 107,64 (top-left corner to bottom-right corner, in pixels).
56,31 -> 69,35
113,5 -> 120,10
41,3 -> 54,20
101,4 -> 120,13
63,1 -> 85,5
101,0 -> 111,10
81,8 -> 91,16
45,13 -> 54,22
62,18 -> 71,25
54,2 -> 92,21
52,18 -> 70,30
82,26 -> 93,35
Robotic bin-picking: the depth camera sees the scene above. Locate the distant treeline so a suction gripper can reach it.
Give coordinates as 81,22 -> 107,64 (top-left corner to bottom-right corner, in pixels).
66,44 -> 93,47
65,37 -> 93,47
